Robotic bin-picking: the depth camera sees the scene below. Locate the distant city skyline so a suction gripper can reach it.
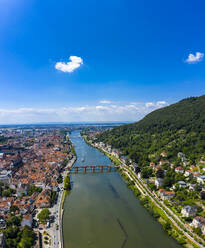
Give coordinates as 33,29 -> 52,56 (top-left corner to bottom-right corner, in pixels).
0,0 -> 205,123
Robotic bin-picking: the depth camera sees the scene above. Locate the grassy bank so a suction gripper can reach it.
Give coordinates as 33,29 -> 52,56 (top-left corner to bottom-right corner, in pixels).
60,134 -> 77,248
66,135 -> 76,157
60,172 -> 73,248
60,189 -> 70,210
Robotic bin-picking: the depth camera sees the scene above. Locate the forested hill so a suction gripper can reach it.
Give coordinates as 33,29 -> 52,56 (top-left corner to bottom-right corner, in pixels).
96,95 -> 205,166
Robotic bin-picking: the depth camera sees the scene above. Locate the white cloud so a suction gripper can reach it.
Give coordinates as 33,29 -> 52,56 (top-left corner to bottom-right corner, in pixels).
146,101 -> 167,108
0,101 -> 168,124
55,56 -> 83,73
156,101 -> 167,106
145,102 -> 155,108
95,105 -> 109,110
185,52 -> 204,64
99,100 -> 112,104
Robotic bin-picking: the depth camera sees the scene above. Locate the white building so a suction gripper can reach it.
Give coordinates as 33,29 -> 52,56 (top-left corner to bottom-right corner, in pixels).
202,225 -> 205,235
175,166 -> 184,173
189,184 -> 196,191
158,189 -> 175,201
197,175 -> 205,184
181,205 -> 197,218
0,170 -> 12,184
155,178 -> 163,188
0,153 -> 4,159
191,216 -> 205,228
178,181 -> 187,188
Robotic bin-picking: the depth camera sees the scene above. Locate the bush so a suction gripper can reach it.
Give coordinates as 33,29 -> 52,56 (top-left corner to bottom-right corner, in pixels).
140,196 -> 149,206
163,221 -> 171,231
183,216 -> 192,222
194,227 -> 202,236
176,237 -> 186,245
127,180 -> 135,187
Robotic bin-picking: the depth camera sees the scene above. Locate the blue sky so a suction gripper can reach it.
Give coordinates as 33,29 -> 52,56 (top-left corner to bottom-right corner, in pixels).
0,0 -> 204,123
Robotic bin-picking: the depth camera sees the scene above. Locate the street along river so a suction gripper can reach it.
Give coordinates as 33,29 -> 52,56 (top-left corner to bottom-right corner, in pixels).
62,130 -> 180,248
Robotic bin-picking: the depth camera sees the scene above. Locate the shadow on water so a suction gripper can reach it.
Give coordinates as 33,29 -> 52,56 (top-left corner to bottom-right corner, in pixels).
108,183 -> 120,199
117,218 -> 128,248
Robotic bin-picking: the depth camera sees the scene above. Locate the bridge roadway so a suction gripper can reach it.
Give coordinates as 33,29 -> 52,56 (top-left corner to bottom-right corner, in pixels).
69,165 -> 119,173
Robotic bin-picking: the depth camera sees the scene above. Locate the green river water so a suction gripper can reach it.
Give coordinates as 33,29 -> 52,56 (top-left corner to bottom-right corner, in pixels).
62,130 -> 180,248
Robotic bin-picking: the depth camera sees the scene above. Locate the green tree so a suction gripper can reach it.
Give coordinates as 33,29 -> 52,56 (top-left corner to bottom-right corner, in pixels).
64,173 -> 71,190
28,185 -> 42,196
57,174 -> 63,184
96,95 -> 205,170
2,188 -> 15,197
141,167 -> 153,179
6,216 -> 22,226
37,208 -> 51,224
177,237 -> 186,245
51,191 -> 57,205
194,227 -> 202,236
18,226 -> 35,248
163,169 -> 175,188
4,225 -> 21,248
6,238 -> 19,248
156,169 -> 164,178
10,205 -> 19,214
163,221 -> 171,231
200,191 -> 205,200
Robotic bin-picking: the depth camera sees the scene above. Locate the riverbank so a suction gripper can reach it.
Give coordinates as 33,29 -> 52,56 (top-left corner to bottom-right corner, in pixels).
83,136 -> 204,248
59,156 -> 76,248
46,156 -> 75,248
54,134 -> 77,248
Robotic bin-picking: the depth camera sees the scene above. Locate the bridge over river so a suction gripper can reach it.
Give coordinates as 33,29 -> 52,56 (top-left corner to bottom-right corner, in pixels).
69,165 -> 120,173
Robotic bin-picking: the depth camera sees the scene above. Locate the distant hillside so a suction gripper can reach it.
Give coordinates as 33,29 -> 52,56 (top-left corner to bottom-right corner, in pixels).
96,95 -> 205,166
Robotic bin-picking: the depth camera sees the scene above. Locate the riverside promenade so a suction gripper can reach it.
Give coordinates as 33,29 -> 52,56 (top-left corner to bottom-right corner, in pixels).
51,156 -> 76,248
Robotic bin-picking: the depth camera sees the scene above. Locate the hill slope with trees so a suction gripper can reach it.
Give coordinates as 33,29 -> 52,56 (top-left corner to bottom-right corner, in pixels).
96,95 -> 205,166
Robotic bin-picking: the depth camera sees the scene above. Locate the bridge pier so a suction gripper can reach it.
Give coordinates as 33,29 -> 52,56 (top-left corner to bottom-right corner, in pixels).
71,165 -> 114,173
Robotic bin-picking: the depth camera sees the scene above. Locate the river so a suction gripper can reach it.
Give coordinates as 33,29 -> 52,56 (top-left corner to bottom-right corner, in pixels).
62,130 -> 180,248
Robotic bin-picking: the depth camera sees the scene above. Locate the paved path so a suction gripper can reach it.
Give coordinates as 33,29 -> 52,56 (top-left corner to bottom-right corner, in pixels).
49,157 -> 76,248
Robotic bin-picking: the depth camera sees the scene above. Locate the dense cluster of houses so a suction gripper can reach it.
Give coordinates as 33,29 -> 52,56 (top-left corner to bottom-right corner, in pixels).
143,153 -> 205,235
0,128 -> 73,237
